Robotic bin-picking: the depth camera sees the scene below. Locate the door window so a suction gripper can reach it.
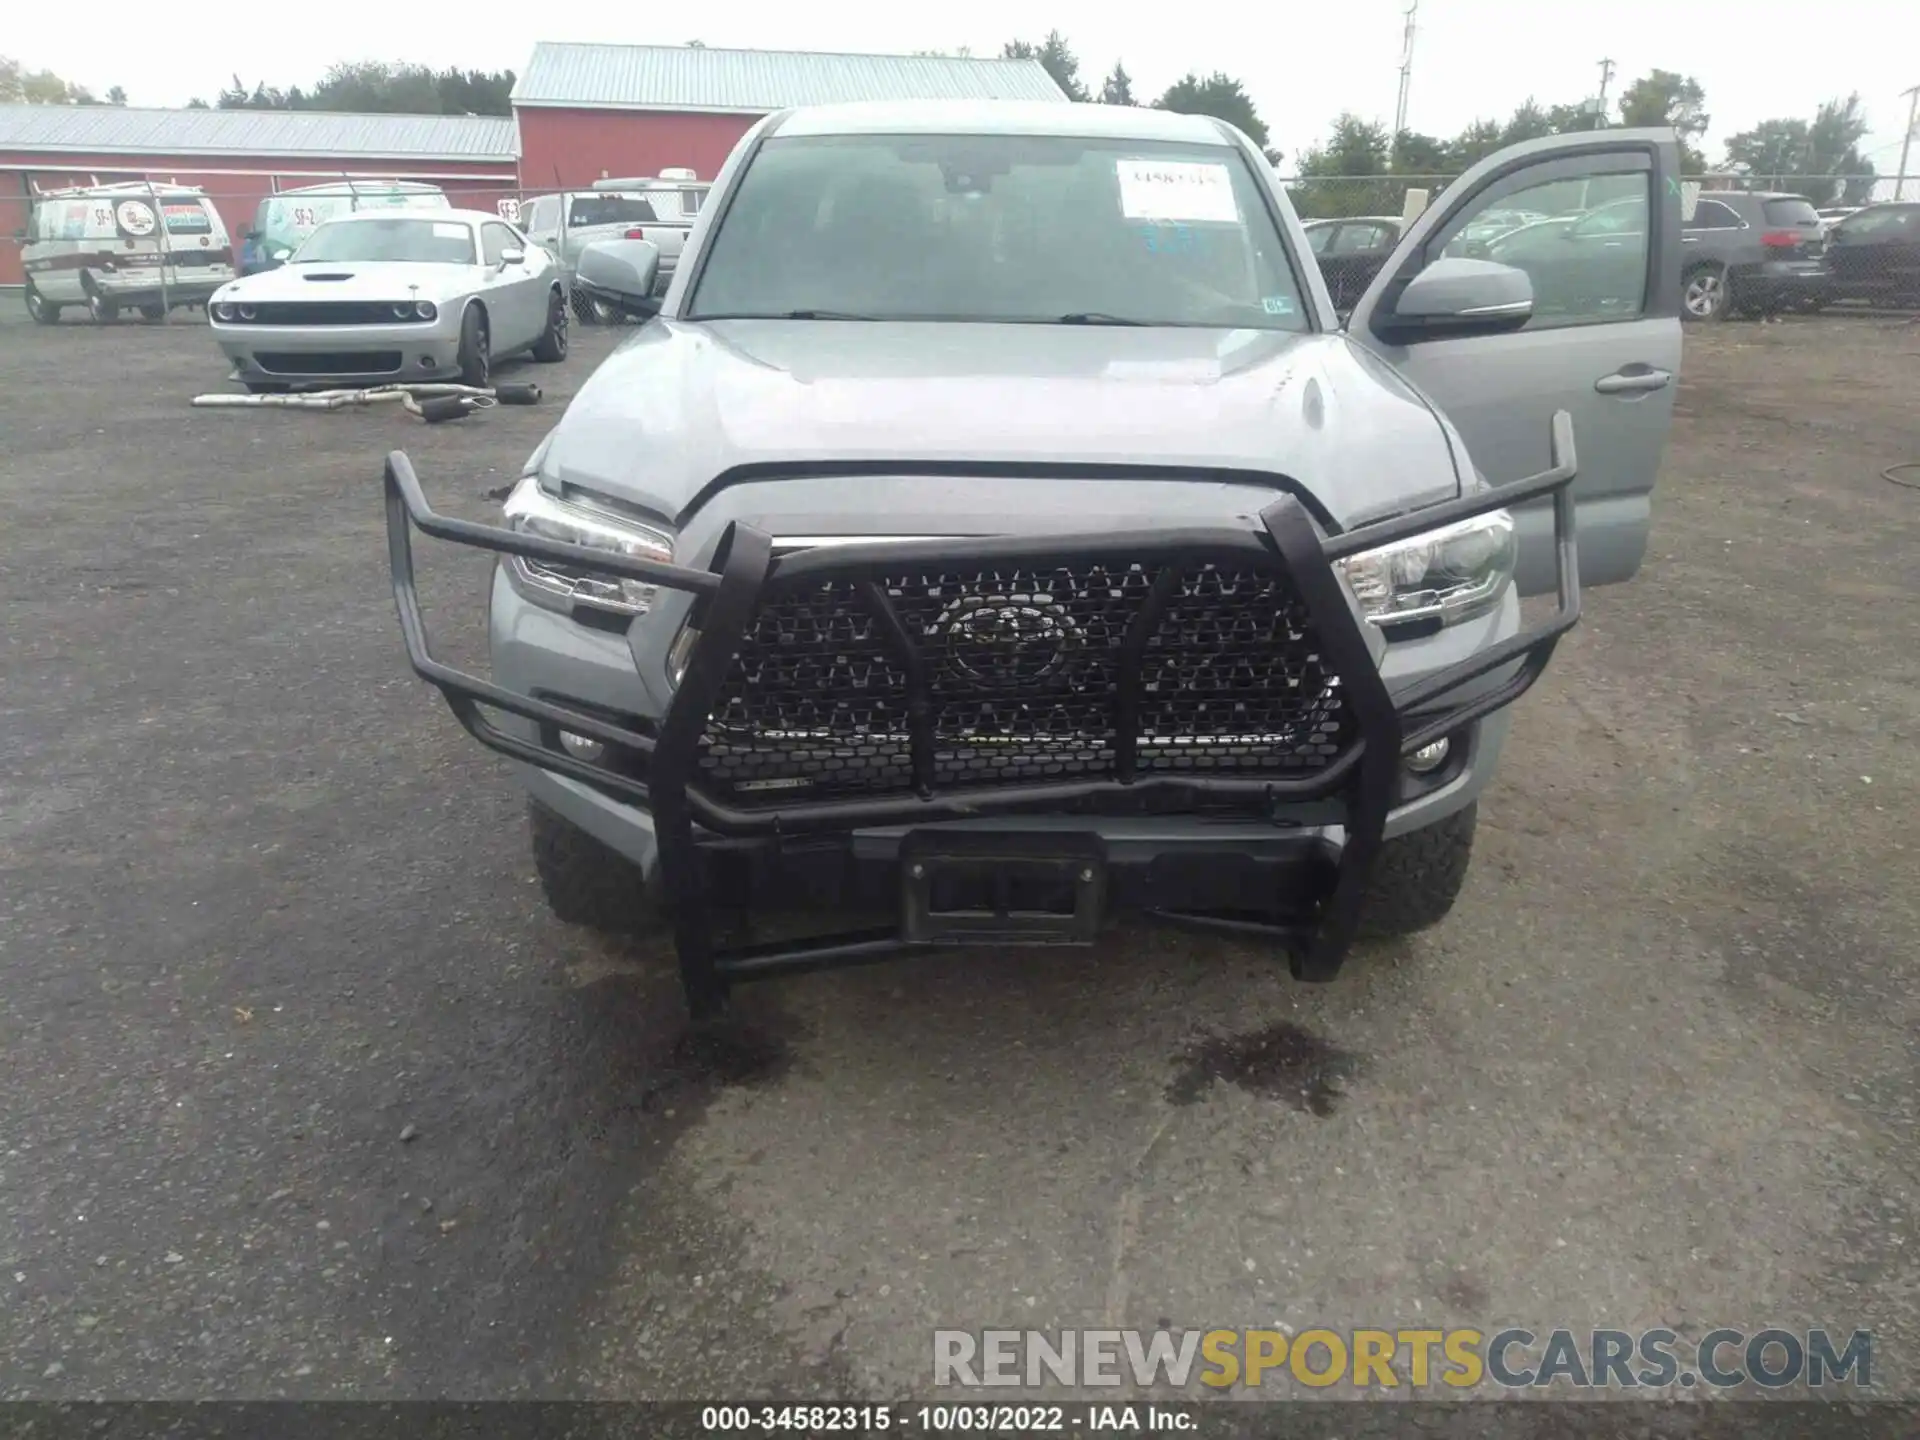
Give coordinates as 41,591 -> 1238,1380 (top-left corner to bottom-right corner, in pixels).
481,223 -> 515,265
1330,222 -> 1392,254
1304,223 -> 1334,255
1687,199 -> 1742,230
1438,170 -> 1651,328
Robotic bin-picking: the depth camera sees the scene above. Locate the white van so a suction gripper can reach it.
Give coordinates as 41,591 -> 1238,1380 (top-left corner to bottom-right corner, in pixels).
241,180 -> 450,275
22,182 -> 235,325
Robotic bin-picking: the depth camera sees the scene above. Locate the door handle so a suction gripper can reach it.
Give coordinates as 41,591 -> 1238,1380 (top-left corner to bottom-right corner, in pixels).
1594,368 -> 1672,395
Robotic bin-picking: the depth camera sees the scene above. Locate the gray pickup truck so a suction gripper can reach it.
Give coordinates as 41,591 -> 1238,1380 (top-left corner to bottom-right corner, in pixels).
516,174 -> 708,321
385,101 -> 1682,1019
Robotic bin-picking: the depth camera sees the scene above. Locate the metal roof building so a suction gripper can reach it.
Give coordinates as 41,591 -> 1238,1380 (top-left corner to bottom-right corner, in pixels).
2,43 -> 1068,292
512,43 -> 1068,113
1,105 -> 522,289
0,104 -> 518,161
511,43 -> 1067,192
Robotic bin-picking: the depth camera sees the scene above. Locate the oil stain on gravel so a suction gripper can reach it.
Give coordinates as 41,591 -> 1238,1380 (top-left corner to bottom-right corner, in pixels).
1165,1021 -> 1359,1115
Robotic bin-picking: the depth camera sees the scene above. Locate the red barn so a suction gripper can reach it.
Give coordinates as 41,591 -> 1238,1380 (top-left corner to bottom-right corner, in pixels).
511,42 -> 1067,190
0,105 -> 520,287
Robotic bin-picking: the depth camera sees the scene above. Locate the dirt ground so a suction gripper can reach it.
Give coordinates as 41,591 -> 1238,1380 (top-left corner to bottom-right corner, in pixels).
1,306 -> 1916,1416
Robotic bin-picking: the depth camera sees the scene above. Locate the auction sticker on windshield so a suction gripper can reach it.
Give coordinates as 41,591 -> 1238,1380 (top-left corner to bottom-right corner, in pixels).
1116,160 -> 1239,224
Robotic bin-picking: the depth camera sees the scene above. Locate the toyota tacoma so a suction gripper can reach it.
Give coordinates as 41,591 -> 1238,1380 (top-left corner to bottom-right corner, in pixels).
385,102 -> 1682,1017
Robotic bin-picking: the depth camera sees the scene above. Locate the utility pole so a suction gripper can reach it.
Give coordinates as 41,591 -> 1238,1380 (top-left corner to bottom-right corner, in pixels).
1393,2 -> 1418,140
1898,84 -> 1918,201
1594,58 -> 1616,129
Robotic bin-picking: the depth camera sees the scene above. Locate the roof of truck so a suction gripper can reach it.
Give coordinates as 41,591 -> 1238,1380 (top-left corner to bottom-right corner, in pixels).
770,100 -> 1239,143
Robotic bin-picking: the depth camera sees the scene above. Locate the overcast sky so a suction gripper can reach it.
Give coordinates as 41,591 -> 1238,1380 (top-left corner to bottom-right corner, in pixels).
10,0 -> 1916,173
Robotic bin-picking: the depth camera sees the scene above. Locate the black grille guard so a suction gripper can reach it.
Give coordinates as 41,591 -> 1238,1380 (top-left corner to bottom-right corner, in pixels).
385,412 -> 1580,1017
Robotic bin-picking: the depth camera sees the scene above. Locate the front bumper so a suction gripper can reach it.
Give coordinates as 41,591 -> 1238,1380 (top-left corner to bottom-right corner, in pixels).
385,415 -> 1583,1016
213,318 -> 464,386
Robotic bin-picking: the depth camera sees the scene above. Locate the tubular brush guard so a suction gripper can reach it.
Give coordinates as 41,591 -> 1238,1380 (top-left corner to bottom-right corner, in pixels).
385,413 -> 1581,1019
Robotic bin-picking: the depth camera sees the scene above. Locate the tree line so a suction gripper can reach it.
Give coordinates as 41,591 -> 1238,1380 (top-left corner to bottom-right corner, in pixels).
1293,71 -> 1881,212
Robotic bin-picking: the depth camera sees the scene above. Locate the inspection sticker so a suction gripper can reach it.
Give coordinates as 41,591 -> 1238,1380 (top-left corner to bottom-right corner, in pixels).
1116,160 -> 1239,224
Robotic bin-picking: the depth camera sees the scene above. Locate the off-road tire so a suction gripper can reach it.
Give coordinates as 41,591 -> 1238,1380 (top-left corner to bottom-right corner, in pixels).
530,288 -> 569,362
24,282 -> 61,325
457,305 -> 491,389
529,800 -> 661,935
1358,802 -> 1478,938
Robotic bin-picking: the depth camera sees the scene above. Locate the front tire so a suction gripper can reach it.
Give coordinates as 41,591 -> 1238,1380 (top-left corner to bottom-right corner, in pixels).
138,303 -> 166,322
1358,803 -> 1477,938
1681,264 -> 1729,322
529,800 -> 661,935
530,288 -> 569,363
456,306 -> 490,388
24,281 -> 61,325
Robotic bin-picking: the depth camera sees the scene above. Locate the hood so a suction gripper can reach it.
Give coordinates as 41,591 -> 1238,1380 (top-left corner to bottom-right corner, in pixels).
541,320 -> 1462,543
216,261 -> 475,303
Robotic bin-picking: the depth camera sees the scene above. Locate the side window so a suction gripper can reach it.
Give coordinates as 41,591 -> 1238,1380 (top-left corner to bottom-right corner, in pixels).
529,198 -> 554,233
480,223 -> 516,264
1304,224 -> 1334,255
1688,200 -> 1741,230
1331,222 -> 1390,254
1439,167 -> 1652,329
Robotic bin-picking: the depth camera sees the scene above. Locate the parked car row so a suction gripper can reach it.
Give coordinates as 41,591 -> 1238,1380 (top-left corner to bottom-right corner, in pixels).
16,169 -> 710,331
1300,190 -> 1920,322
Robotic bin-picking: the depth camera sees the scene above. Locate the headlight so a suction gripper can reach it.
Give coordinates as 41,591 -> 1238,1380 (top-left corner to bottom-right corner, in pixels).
502,474 -> 674,615
413,300 -> 436,321
390,301 -> 413,320
211,301 -> 236,321
237,303 -> 256,321
1334,510 -> 1515,628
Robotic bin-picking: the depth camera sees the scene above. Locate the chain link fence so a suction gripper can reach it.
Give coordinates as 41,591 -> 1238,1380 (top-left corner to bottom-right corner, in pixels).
5,169 -> 1916,327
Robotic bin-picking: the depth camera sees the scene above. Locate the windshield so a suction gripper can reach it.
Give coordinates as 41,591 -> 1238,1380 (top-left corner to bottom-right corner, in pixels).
688,133 -> 1307,329
291,218 -> 476,265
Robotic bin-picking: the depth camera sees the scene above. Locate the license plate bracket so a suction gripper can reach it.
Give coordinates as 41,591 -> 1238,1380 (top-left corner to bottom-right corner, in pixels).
901,831 -> 1105,946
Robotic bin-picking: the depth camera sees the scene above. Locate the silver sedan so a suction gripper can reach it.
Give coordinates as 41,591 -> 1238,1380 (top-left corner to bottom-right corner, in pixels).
206,210 -> 570,392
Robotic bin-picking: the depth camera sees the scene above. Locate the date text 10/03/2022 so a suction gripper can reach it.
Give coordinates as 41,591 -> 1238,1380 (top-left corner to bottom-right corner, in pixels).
699,1406 -> 1192,1432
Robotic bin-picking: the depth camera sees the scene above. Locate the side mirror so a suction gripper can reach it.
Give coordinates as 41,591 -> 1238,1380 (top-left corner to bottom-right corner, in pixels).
498,247 -> 525,268
1377,257 -> 1533,340
575,239 -> 662,317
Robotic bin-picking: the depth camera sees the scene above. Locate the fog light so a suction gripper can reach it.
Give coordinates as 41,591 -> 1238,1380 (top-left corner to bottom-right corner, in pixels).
558,730 -> 605,762
418,354 -> 436,369
1406,737 -> 1451,774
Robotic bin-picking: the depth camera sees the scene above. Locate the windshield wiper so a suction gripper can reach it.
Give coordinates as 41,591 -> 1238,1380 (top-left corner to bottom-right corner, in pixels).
1053,312 -> 1149,326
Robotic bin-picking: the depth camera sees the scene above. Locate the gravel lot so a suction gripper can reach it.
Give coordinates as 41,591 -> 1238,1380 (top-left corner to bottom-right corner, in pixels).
2,306 -> 1917,1407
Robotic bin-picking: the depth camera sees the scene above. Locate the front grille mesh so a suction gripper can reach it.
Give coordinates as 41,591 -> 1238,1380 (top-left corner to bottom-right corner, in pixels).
697,556 -> 1354,805
241,302 -> 420,326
